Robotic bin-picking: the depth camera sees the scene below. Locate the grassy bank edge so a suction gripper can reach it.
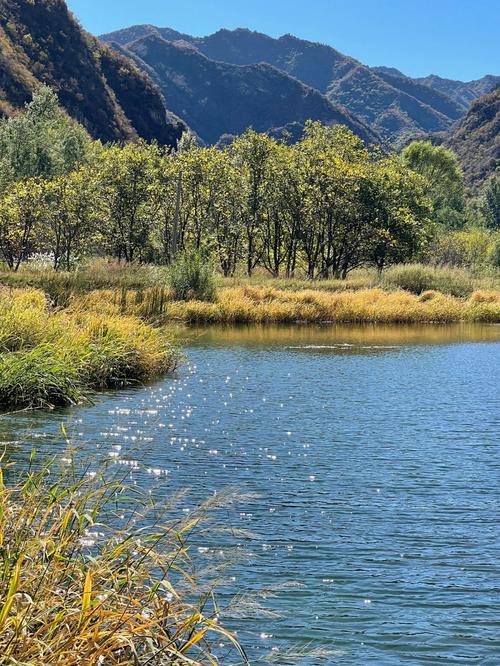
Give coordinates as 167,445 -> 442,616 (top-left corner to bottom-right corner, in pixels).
0,288 -> 179,411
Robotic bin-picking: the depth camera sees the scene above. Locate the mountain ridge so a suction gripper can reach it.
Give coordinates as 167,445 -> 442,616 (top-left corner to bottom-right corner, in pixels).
0,0 -> 184,145
101,24 -> 499,145
110,32 -> 379,145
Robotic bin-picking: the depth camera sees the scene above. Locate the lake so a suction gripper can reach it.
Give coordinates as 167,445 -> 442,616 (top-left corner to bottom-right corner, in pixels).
1,323 -> 499,665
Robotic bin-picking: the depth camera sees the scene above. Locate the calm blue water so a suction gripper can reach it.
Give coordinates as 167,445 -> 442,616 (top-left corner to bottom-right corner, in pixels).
1,324 -> 499,665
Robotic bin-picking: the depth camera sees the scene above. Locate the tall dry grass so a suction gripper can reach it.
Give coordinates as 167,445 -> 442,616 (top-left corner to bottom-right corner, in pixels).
0,454 -> 247,665
113,285 -> 499,325
0,288 -> 178,410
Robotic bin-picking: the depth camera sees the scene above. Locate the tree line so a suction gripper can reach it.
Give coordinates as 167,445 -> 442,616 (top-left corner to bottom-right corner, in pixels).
0,87 -> 498,277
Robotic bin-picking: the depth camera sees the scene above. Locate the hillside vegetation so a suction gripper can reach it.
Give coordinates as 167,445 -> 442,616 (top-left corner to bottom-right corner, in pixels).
102,25 -> 499,145
0,0 -> 183,144
444,85 -> 500,189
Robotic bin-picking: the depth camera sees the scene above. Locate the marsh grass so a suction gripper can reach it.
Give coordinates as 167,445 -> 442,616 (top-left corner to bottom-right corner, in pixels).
1,262 -> 498,306
0,454 -> 248,665
0,288 -> 179,410
66,283 -> 500,325
0,259 -> 170,306
104,286 -> 498,325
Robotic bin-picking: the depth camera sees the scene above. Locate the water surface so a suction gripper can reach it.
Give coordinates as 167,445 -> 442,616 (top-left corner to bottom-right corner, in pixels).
1,323 -> 499,665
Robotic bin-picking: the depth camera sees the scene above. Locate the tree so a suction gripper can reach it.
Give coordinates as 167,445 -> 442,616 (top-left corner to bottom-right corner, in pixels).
43,168 -> 101,270
230,130 -> 276,276
480,173 -> 500,230
0,179 -> 48,270
401,141 -> 465,228
296,122 -> 371,278
367,157 -> 434,272
0,86 -> 90,190
97,142 -> 160,262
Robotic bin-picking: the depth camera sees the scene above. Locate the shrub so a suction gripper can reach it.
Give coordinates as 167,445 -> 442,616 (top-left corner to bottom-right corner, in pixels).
428,229 -> 492,271
382,263 -> 474,296
0,456 -> 246,665
168,251 -> 217,302
488,237 -> 500,269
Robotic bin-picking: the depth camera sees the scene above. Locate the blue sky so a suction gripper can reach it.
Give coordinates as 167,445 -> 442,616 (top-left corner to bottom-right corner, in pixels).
66,0 -> 499,80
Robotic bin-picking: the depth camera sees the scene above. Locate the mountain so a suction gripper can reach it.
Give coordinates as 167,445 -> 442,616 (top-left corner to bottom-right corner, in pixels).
444,86 -> 500,190
109,33 -> 379,145
415,74 -> 500,111
101,25 -> 498,145
0,0 -> 183,145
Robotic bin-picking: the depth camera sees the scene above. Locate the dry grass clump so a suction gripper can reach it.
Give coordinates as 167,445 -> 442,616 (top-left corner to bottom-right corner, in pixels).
0,289 -> 178,410
469,290 -> 500,304
163,286 -> 500,324
0,456 -> 247,665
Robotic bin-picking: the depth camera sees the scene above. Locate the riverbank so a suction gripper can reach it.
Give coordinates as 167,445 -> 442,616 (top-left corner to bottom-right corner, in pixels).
1,270 -> 499,410
0,288 -> 178,410
74,285 -> 500,324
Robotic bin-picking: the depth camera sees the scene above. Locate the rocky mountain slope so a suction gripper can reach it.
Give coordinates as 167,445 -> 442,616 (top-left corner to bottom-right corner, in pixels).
121,34 -> 379,145
0,0 -> 183,145
444,85 -> 499,189
102,25 -> 499,145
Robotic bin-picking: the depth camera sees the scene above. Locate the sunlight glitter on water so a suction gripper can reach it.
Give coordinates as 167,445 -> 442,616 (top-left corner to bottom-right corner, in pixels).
3,324 -> 500,665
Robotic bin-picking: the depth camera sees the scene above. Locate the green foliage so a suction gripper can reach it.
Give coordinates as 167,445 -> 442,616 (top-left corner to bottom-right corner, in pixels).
401,140 -> 465,228
488,236 -> 500,268
0,96 -> 459,283
428,228 -> 497,272
168,250 -> 217,302
0,179 -> 48,271
0,87 -> 90,190
95,141 -> 161,262
0,344 -> 83,409
382,263 -> 478,297
0,288 -> 178,410
480,173 -> 500,229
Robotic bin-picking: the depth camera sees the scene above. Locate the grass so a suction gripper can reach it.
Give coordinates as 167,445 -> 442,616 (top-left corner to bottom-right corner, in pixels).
168,251 -> 217,302
68,285 -> 500,325
380,263 -> 496,297
0,288 -> 179,411
0,259 -> 171,306
165,286 -> 500,324
0,454 -> 247,665
1,260 -> 498,303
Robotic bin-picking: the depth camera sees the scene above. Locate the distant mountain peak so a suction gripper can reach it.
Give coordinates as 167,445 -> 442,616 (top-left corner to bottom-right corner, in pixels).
99,23 -> 499,146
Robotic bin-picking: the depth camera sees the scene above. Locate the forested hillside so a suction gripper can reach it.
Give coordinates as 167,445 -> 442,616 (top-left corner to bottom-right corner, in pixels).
444,85 -> 500,189
101,25 -> 499,145
122,34 -> 379,145
0,0 -> 183,145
